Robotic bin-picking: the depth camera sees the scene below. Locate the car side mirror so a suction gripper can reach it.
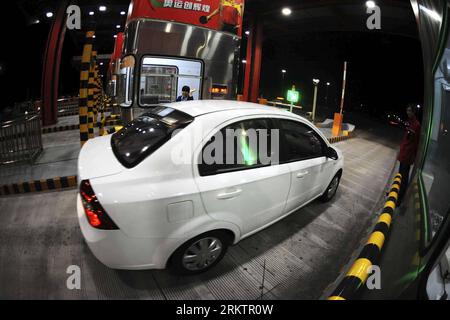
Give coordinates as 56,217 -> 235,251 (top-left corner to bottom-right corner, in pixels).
326,147 -> 339,160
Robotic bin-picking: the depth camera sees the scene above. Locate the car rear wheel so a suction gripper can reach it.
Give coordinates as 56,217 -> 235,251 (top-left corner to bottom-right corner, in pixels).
320,173 -> 341,202
169,231 -> 230,275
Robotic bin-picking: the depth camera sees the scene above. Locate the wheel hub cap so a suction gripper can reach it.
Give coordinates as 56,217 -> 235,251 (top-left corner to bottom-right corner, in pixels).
182,237 -> 223,271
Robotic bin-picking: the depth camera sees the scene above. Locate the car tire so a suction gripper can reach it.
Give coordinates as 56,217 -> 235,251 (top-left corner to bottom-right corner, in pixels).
320,172 -> 341,202
168,231 -> 231,275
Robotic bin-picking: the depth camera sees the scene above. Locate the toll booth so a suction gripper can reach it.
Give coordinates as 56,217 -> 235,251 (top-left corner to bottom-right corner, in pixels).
115,0 -> 245,121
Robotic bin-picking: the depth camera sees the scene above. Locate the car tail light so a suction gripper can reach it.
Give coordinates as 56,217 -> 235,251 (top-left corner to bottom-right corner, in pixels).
80,180 -> 119,230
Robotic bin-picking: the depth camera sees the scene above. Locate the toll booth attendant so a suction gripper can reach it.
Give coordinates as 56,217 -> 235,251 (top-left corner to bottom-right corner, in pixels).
176,86 -> 194,102
397,105 -> 421,205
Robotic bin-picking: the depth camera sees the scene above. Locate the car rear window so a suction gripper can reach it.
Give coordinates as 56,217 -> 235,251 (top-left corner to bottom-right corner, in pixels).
111,106 -> 194,168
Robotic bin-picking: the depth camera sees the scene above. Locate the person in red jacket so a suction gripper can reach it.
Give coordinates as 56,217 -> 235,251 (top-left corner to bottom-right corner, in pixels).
397,105 -> 421,204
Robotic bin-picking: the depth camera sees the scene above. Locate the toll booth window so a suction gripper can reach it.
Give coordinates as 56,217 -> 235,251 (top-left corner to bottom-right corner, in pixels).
139,57 -> 203,106
111,107 -> 194,168
117,55 -> 135,107
421,25 -> 450,242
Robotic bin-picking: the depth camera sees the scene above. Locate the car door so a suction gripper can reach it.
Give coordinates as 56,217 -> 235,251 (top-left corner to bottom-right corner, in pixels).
277,119 -> 334,213
194,117 -> 291,237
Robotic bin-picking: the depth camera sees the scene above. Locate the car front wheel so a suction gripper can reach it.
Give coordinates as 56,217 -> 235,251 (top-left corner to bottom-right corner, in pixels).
320,173 -> 341,202
169,231 -> 230,275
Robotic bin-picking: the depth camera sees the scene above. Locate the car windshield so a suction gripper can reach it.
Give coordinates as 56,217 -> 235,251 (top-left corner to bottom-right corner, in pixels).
111,106 -> 194,168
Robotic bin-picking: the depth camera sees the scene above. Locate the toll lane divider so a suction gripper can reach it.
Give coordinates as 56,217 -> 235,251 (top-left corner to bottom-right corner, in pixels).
41,118 -> 122,134
1,132 -> 354,196
0,175 -> 78,196
328,132 -> 355,144
328,173 -> 402,300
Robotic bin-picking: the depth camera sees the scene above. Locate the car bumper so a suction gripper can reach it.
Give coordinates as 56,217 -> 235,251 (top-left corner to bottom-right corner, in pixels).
77,194 -> 176,270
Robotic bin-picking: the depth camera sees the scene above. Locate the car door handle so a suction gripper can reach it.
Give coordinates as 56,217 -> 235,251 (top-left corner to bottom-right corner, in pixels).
296,171 -> 309,179
217,189 -> 242,200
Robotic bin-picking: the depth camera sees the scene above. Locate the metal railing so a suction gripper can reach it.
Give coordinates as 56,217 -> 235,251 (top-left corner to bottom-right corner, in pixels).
57,97 -> 79,117
0,113 -> 43,165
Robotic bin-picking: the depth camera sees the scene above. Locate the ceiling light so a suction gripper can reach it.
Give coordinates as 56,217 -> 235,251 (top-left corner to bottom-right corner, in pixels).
120,11 -> 126,15
46,12 -> 53,18
89,11 -> 95,16
245,30 -> 250,35
99,6 -> 107,12
282,8 -> 292,16
366,1 -> 376,9
116,25 -> 121,29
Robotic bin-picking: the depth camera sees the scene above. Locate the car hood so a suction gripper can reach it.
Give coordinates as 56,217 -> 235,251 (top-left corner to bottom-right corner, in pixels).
78,135 -> 124,180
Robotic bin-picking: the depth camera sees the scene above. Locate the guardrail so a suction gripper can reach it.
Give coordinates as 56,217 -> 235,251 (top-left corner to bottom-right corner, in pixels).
57,97 -> 80,117
0,113 -> 43,165
328,173 -> 402,300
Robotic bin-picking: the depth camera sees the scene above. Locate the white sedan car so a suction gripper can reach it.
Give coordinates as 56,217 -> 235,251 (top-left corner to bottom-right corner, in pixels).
77,100 -> 343,274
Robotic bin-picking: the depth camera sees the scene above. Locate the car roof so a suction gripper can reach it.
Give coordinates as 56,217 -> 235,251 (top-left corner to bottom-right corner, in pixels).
165,99 -> 297,118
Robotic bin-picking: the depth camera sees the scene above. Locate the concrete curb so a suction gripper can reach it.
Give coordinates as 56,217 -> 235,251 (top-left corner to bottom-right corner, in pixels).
328,174 -> 402,300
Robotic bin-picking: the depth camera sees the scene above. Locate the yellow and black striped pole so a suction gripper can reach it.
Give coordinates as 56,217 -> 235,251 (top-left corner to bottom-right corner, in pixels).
328,173 -> 402,300
79,30 -> 95,146
87,48 -> 97,140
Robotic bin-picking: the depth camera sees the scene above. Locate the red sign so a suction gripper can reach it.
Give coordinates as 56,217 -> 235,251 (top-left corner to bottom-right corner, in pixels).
127,0 -> 245,37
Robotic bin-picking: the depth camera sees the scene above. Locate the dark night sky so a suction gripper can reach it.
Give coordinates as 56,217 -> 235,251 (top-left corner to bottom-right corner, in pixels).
257,31 -> 424,115
0,2 -> 424,117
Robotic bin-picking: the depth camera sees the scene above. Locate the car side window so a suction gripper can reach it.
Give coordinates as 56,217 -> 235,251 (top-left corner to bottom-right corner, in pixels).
279,119 -> 326,162
198,118 -> 274,176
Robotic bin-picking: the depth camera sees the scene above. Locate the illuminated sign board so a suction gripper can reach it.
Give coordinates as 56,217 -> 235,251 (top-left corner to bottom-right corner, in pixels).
127,0 -> 245,37
287,89 -> 300,104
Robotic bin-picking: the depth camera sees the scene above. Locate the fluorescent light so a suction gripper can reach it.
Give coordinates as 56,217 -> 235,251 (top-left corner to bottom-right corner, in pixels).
120,11 -> 126,15
89,11 -> 95,16
116,25 -> 121,29
99,6 -> 107,12
46,12 -> 53,18
282,8 -> 292,16
366,1 -> 376,9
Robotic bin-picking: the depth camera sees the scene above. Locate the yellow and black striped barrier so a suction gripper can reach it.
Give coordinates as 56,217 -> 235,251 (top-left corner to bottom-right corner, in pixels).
104,125 -> 124,136
57,112 -> 79,118
42,124 -> 80,134
0,175 -> 78,196
41,119 -> 122,135
328,173 -> 402,300
79,30 -> 94,146
87,48 -> 97,140
328,132 -> 355,144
